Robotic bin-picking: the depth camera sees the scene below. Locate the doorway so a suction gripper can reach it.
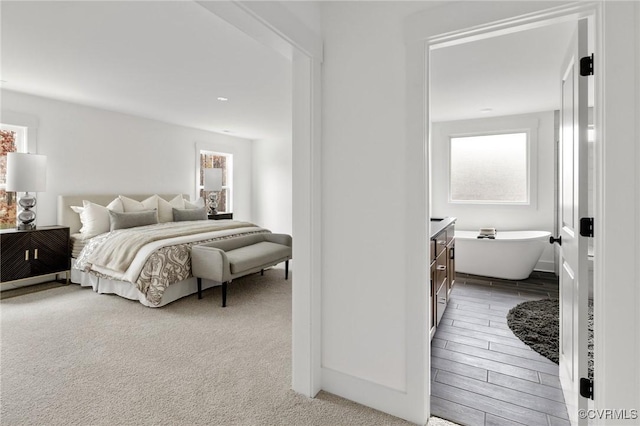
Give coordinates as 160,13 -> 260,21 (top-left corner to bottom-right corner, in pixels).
427,14 -> 595,426
195,1 -> 323,397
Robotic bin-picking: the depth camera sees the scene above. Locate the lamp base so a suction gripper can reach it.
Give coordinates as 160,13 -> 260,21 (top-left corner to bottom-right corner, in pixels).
208,192 -> 219,215
17,193 -> 37,230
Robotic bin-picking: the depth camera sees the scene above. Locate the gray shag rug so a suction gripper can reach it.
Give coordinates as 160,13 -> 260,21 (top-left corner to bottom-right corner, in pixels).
507,299 -> 560,364
507,298 -> 594,378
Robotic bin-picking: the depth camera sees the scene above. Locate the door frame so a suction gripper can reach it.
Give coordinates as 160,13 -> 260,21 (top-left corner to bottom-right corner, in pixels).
196,1 -> 323,397
405,1 -> 602,420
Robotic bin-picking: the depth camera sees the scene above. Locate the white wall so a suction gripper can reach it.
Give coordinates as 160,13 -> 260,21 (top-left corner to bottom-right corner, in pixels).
319,2 -> 439,422
432,112 -> 556,272
322,0 -> 406,391
251,137 -> 292,236
1,90 -> 253,227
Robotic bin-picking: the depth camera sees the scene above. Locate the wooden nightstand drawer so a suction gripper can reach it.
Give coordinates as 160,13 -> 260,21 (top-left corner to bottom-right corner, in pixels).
0,226 -> 70,283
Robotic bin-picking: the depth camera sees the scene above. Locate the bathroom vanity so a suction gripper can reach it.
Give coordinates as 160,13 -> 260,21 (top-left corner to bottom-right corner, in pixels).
429,217 -> 456,340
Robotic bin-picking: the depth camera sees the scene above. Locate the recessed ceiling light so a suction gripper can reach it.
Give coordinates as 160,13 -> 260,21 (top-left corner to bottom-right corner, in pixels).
217,97 -> 228,102
480,108 -> 493,113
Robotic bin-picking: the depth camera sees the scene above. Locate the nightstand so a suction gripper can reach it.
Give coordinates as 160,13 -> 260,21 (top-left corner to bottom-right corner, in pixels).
0,226 -> 70,283
208,212 -> 233,220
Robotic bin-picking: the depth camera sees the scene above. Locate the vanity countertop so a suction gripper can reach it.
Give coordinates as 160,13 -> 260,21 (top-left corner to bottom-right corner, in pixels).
429,217 -> 456,239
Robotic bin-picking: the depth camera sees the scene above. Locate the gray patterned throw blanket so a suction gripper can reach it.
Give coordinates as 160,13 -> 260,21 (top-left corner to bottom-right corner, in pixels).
75,221 -> 270,306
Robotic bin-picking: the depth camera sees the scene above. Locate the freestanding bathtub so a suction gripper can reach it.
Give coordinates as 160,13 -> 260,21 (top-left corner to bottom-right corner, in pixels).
455,230 -> 551,280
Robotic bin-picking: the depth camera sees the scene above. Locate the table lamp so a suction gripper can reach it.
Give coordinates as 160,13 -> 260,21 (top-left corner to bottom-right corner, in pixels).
6,152 -> 47,230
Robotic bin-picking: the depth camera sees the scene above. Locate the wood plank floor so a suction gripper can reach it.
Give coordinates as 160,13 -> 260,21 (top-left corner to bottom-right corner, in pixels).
431,272 -> 570,426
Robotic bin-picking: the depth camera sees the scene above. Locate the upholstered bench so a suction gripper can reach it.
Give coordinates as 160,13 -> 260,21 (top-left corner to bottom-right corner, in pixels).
191,233 -> 292,307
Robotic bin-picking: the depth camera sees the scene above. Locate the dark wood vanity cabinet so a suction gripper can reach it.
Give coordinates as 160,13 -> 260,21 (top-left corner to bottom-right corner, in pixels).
0,226 -> 70,283
430,240 -> 436,332
446,225 -> 456,297
429,218 -> 456,339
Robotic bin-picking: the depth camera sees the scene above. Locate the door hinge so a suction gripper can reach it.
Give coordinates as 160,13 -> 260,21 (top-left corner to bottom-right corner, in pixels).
580,54 -> 594,76
580,377 -> 594,400
580,217 -> 594,238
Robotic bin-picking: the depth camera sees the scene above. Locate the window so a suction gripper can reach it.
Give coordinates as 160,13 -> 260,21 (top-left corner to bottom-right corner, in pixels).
0,124 -> 28,229
449,132 -> 529,204
198,150 -> 232,213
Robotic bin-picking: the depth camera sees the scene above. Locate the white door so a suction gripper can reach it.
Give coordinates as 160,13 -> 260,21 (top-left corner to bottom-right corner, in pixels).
557,18 -> 590,425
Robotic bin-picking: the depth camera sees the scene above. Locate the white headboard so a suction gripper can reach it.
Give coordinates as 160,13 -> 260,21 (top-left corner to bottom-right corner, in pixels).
57,194 -> 190,234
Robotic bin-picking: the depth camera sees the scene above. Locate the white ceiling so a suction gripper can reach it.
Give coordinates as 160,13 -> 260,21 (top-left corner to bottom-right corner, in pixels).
2,2 -> 578,135
1,1 -> 292,140
430,21 -> 576,122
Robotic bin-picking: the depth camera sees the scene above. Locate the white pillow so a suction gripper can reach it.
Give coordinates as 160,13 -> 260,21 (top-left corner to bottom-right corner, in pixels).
119,195 -> 158,212
156,195 -> 185,223
70,198 -> 124,237
184,197 -> 205,209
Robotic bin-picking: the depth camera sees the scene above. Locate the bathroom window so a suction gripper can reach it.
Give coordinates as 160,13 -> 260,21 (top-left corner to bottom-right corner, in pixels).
449,132 -> 529,204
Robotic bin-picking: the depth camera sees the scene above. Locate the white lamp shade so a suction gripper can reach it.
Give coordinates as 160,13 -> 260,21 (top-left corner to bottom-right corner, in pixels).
204,168 -> 223,191
6,152 -> 47,192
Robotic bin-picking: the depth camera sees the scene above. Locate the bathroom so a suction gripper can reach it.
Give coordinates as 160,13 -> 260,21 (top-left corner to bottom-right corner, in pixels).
427,19 -> 595,426
428,19 -> 598,297
430,112 -> 556,278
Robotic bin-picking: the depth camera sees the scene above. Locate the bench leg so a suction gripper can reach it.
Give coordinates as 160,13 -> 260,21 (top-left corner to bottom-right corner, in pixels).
261,269 -> 264,276
285,260 -> 289,280
197,277 -> 202,299
222,282 -> 228,307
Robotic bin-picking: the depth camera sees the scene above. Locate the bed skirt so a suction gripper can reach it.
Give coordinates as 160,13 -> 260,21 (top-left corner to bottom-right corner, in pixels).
70,259 -> 219,307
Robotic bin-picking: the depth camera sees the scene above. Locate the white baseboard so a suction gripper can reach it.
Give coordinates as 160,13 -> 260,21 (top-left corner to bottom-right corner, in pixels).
534,260 -> 556,273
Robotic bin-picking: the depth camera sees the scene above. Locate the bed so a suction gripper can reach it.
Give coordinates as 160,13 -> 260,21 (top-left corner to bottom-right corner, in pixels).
58,194 -> 270,307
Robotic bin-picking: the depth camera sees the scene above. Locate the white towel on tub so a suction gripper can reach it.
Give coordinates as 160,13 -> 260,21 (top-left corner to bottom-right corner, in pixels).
478,227 -> 496,237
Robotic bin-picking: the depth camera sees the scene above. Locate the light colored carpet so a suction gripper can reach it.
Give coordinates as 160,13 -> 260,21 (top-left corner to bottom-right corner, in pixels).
1,271 -> 459,426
